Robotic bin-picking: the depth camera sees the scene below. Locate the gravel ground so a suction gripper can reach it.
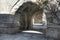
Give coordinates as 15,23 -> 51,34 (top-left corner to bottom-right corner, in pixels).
0,32 -> 47,40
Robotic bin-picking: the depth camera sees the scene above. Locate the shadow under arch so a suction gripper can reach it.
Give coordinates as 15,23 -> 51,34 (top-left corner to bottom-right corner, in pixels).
15,1 -> 47,34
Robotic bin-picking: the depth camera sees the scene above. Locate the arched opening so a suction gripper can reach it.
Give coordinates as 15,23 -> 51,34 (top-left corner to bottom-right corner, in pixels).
29,11 -> 47,32
15,1 -> 40,30
32,11 -> 42,25
15,1 -> 47,34
29,11 -> 43,29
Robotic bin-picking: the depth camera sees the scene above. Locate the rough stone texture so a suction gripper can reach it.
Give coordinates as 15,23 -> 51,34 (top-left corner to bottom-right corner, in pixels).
46,21 -> 60,40
0,14 -> 20,34
44,1 -> 60,40
46,28 -> 58,38
46,27 -> 60,40
0,32 -> 47,40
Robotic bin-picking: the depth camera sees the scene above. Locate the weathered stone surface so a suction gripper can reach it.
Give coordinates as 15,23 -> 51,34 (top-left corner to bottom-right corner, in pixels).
0,32 -> 47,40
0,14 -> 20,34
0,28 -> 19,34
46,28 -> 58,38
46,27 -> 60,40
44,1 -> 60,40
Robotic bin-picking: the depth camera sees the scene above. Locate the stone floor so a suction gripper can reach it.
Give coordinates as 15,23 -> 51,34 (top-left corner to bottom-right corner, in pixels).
0,32 -> 47,40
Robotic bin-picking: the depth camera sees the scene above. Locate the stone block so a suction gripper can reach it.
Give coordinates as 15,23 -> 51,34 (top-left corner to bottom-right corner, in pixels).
0,14 -> 20,34
46,27 -> 60,39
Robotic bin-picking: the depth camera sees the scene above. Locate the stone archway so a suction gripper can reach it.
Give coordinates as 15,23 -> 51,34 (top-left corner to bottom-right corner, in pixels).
15,1 -> 47,34
15,1 -> 41,30
29,11 -> 43,29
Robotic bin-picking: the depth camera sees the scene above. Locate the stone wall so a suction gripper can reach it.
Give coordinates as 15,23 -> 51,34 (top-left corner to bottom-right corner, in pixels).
0,14 -> 20,34
44,0 -> 60,40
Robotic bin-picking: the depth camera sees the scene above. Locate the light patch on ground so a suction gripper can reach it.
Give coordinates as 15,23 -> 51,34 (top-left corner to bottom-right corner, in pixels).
22,30 -> 43,34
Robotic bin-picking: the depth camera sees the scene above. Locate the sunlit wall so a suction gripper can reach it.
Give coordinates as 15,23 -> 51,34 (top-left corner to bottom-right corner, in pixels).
0,0 -> 17,14
0,0 -> 38,14
0,0 -> 57,14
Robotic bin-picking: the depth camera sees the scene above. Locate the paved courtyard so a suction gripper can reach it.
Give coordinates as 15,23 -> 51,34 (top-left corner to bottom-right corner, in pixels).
0,31 -> 47,40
